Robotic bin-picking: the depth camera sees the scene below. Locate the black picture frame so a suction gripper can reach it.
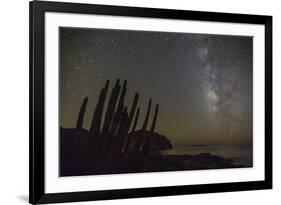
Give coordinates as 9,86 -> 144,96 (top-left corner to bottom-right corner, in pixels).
29,1 -> 272,204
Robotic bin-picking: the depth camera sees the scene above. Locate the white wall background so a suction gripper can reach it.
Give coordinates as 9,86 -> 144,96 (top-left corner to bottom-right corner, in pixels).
0,0 -> 279,204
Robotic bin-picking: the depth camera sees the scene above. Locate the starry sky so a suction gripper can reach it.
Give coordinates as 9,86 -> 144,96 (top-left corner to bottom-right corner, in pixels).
59,27 -> 253,147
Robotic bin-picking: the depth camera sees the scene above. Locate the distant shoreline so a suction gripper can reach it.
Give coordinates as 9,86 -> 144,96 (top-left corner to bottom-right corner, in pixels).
160,144 -> 253,167
191,144 -> 207,147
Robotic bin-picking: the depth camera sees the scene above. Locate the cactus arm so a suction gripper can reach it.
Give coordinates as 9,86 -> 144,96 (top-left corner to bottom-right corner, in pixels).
142,99 -> 152,131
150,104 -> 159,133
76,97 -> 88,129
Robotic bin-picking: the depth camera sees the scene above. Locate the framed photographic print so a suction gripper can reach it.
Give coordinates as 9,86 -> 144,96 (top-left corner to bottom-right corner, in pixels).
29,0 -> 272,204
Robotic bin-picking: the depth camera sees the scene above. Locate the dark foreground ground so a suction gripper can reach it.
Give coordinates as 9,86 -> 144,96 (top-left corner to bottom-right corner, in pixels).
60,128 -> 242,177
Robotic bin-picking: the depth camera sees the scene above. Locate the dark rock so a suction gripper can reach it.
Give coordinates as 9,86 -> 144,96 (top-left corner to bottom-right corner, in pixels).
128,130 -> 173,151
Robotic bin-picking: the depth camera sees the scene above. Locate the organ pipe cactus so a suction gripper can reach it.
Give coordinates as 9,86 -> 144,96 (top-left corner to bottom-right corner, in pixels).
100,79 -> 120,138
73,79 -> 162,174
142,99 -> 152,130
131,107 -> 140,132
89,80 -> 109,136
76,97 -> 88,129
110,80 -> 127,137
128,92 -> 139,128
150,104 -> 159,133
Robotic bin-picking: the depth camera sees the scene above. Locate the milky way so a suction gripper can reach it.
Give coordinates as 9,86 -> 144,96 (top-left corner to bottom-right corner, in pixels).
60,27 -> 253,146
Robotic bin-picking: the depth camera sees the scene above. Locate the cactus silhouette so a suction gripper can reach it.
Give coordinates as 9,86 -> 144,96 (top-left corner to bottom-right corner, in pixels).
89,80 -> 109,136
110,80 -> 127,137
59,79 -> 174,176
100,79 -> 120,138
128,92 -> 139,128
142,99 -> 152,130
150,104 -> 159,133
131,108 -> 140,132
76,97 -> 88,129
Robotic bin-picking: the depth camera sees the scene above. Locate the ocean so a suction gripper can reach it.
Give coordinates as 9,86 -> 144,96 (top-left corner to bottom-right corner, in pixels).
160,145 -> 253,167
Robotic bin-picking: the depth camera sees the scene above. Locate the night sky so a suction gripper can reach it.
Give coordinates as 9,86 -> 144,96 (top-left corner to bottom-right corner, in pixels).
59,27 -> 253,147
